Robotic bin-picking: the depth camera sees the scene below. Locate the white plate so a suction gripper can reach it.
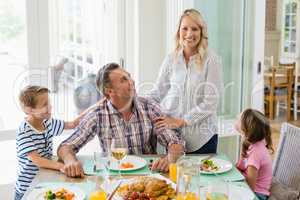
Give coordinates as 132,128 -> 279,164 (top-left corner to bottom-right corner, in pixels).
26,185 -> 85,200
108,155 -> 147,171
200,158 -> 233,174
201,184 -> 255,200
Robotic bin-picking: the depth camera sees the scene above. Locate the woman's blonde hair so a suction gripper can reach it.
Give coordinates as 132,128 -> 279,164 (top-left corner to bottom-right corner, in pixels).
175,9 -> 208,70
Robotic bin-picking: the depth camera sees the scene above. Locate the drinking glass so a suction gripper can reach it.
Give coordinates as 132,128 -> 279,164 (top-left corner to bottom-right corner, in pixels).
176,157 -> 200,200
110,138 -> 127,178
93,151 -> 109,179
203,179 -> 229,200
168,148 -> 185,183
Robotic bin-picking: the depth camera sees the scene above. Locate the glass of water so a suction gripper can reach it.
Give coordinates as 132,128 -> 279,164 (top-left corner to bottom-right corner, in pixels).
93,151 -> 110,178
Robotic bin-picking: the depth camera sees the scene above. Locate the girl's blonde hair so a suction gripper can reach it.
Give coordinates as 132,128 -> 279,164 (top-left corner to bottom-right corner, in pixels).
175,9 -> 208,70
240,109 -> 274,158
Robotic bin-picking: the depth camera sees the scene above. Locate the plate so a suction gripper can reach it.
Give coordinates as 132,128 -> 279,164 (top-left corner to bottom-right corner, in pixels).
26,185 -> 85,200
200,158 -> 233,174
108,155 -> 147,171
201,184 -> 255,200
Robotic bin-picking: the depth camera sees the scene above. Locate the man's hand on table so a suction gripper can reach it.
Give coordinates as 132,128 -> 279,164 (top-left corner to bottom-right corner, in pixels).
151,144 -> 185,172
62,160 -> 85,178
151,156 -> 169,172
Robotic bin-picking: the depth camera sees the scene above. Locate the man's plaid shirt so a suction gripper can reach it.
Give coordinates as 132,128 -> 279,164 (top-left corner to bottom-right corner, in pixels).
60,96 -> 184,154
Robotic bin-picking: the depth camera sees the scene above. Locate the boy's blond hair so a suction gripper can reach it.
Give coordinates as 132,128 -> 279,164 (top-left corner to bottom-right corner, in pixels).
19,86 -> 49,111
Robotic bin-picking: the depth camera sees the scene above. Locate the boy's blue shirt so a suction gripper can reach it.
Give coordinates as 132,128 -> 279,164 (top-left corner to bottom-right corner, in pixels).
14,118 -> 64,197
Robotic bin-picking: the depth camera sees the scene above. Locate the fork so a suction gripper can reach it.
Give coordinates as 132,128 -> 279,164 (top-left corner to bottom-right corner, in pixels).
107,181 -> 122,200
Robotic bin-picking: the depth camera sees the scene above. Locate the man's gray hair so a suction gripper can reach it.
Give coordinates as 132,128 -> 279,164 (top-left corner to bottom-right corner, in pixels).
96,62 -> 120,97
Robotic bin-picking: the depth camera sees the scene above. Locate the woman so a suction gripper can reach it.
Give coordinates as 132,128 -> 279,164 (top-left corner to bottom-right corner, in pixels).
148,9 -> 223,154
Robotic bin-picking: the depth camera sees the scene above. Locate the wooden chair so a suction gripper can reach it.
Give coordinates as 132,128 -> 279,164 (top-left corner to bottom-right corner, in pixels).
264,63 -> 295,121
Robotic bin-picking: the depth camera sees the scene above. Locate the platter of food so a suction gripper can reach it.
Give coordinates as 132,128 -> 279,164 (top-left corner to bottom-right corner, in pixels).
108,174 -> 176,200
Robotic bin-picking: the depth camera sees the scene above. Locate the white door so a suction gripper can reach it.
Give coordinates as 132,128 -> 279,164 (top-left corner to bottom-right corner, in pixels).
249,0 -> 266,111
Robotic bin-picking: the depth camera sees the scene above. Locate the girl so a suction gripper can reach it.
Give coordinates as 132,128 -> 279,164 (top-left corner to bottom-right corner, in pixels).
235,108 -> 273,200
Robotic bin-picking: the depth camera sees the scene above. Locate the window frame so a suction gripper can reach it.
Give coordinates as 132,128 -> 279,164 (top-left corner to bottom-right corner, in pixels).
281,0 -> 300,58
49,0 -> 126,87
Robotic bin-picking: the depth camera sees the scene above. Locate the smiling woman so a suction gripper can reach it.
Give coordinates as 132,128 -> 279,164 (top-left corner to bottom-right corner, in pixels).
147,8 -> 223,154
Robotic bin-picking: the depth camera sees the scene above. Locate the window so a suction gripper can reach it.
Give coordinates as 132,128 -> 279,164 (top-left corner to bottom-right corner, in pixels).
0,0 -> 28,131
0,0 -> 28,189
282,0 -> 298,57
49,0 -> 125,119
51,0 -> 123,83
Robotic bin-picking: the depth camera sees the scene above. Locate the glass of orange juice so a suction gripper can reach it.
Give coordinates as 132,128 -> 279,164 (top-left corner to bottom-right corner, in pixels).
169,163 -> 177,182
168,146 -> 184,183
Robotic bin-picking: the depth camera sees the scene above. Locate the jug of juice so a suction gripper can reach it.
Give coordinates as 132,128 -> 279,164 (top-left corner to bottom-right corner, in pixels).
176,157 -> 200,200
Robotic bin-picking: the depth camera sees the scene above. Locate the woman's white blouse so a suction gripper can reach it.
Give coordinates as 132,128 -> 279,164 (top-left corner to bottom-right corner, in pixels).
147,49 -> 223,152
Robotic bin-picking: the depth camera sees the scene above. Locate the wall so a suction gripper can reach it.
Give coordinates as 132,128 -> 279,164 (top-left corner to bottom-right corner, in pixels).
265,0 -> 281,64
26,0 -> 51,87
265,31 -> 281,64
127,0 -> 166,93
266,0 -> 278,31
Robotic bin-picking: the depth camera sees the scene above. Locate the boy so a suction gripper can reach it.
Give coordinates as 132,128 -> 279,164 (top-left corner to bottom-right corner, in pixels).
15,86 -> 89,200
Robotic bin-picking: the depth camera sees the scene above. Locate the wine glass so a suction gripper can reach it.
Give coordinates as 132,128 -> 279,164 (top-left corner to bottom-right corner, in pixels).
110,138 -> 128,178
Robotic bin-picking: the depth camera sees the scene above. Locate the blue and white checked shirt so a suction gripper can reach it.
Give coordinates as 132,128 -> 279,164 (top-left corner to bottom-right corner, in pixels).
60,96 -> 183,154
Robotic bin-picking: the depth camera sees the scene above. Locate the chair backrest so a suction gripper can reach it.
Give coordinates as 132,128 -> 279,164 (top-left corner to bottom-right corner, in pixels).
279,62 -> 297,91
267,64 -> 295,97
279,62 -> 296,81
272,63 -> 295,85
273,122 -> 300,190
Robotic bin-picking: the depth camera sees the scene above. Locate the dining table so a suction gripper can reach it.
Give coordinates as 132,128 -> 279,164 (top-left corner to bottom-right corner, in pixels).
23,154 -> 259,200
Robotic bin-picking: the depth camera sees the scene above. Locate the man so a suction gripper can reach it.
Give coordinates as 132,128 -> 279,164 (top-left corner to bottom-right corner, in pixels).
57,62 -> 184,177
